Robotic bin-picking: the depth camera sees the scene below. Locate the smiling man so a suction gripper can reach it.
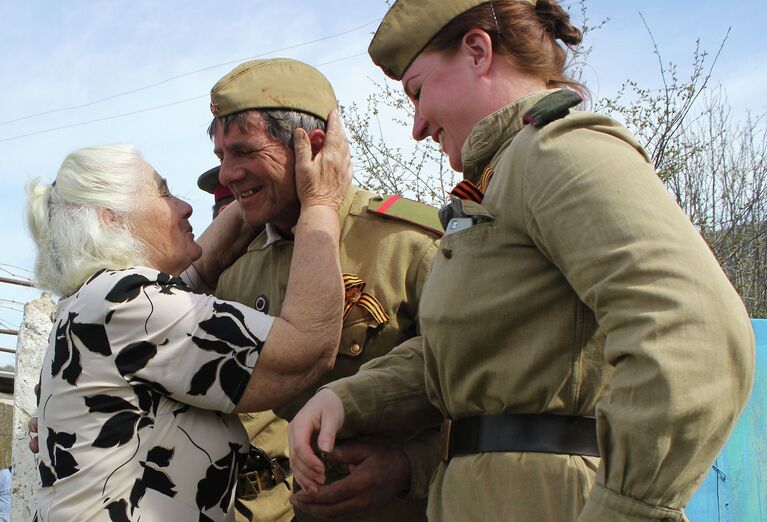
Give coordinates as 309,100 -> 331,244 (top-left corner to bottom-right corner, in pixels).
207,58 -> 443,522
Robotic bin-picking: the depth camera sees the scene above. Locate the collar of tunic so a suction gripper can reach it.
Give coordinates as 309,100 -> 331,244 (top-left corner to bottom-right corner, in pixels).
460,89 -> 558,185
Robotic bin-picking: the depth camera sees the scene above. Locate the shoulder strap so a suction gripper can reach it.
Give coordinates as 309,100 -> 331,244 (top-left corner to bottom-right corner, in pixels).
523,90 -> 583,129
367,195 -> 444,237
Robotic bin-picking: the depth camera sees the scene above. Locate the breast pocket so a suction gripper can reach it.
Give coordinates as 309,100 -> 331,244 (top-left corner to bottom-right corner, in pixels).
338,309 -> 383,358
440,200 -> 496,242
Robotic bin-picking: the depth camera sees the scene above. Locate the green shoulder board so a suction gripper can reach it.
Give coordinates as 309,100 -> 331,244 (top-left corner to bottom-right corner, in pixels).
523,90 -> 583,129
367,195 -> 444,237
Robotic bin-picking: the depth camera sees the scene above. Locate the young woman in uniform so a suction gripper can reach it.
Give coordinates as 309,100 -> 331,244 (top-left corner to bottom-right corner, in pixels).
289,2 -> 755,520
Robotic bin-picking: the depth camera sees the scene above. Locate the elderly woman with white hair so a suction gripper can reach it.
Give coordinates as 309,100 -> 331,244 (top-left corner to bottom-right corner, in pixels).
26,114 -> 350,521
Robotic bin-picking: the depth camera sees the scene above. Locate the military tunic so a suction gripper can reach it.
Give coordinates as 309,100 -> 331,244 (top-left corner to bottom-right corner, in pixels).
326,90 -> 755,521
216,186 -> 440,522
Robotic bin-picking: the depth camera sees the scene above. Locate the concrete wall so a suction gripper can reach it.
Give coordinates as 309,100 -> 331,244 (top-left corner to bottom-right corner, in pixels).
0,395 -> 12,469
11,295 -> 55,521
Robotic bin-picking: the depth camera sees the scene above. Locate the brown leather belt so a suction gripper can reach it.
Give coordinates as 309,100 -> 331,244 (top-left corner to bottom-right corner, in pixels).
440,414 -> 599,461
237,446 -> 292,500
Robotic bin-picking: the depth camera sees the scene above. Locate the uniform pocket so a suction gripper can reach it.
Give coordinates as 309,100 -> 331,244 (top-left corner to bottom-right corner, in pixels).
338,314 -> 380,358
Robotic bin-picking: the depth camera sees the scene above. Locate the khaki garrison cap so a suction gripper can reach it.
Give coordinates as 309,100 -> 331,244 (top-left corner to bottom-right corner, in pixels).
369,0 -> 536,80
209,58 -> 337,121
197,166 -> 220,194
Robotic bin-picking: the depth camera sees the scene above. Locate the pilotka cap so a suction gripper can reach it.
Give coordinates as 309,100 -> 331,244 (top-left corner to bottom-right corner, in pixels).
197,166 -> 220,194
209,58 -> 337,121
369,0 -> 537,80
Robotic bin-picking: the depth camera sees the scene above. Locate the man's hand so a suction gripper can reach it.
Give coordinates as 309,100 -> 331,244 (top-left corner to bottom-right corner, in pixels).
291,443 -> 412,520
288,388 -> 345,493
293,109 -> 352,211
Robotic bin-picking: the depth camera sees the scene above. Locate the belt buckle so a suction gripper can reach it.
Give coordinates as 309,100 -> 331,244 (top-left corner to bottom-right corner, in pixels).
237,469 -> 265,501
439,418 -> 452,462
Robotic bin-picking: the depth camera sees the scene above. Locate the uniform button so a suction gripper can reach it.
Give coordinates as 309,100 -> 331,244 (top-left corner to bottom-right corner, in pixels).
349,343 -> 362,355
255,295 -> 269,313
442,248 -> 453,259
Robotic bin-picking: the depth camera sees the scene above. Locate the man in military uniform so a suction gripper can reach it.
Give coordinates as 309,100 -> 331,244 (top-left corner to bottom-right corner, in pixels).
197,165 -> 235,219
207,58 -> 442,522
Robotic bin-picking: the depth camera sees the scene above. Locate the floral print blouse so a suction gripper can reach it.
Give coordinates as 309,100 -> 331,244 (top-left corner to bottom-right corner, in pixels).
34,267 -> 272,521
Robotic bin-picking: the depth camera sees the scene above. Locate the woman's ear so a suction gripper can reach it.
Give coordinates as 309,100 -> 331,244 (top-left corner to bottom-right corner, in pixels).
97,207 -> 122,228
307,129 -> 326,159
461,28 -> 494,75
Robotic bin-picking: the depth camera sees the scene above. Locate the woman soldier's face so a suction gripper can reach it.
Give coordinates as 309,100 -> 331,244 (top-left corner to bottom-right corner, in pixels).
402,49 -> 480,172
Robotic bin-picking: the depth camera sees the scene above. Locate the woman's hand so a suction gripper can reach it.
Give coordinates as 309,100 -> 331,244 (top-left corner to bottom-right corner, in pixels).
288,388 -> 346,493
28,416 -> 39,454
293,109 -> 352,211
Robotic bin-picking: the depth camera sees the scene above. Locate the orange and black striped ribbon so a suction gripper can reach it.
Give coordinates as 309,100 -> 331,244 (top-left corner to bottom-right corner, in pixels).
449,166 -> 495,203
478,165 -> 495,192
342,273 -> 389,326
449,180 -> 484,203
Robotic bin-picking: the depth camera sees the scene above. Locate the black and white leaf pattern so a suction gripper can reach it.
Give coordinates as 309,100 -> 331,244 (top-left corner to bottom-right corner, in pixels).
198,315 -> 254,348
41,427 -> 79,486
85,394 -> 137,414
105,274 -> 153,304
186,303 -> 263,401
70,321 -> 111,356
196,442 -> 242,512
190,336 -> 232,355
61,342 -> 82,385
127,445 -> 178,515
38,461 -> 56,487
219,359 -> 251,404
188,358 -> 222,396
37,268 -> 269,518
51,311 -> 112,385
156,271 -> 192,295
86,394 -> 154,448
115,341 -> 157,376
105,498 -> 130,522
51,318 -> 70,376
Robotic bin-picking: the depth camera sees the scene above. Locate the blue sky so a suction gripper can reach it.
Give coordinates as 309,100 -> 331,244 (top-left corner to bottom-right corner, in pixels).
1,0 -> 765,366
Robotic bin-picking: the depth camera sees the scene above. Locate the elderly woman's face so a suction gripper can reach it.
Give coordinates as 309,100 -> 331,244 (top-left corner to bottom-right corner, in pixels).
130,160 -> 202,275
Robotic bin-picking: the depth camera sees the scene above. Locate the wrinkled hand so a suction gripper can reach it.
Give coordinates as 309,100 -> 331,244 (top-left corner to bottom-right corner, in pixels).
28,416 -> 39,454
291,443 -> 412,520
293,109 -> 352,211
288,388 -> 345,493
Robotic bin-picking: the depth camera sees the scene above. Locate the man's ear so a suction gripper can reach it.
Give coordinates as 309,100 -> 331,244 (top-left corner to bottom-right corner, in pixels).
461,28 -> 494,75
307,129 -> 326,159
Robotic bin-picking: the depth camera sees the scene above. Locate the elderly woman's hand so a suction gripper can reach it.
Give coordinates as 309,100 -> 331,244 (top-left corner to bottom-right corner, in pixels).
293,109 -> 352,211
28,416 -> 39,454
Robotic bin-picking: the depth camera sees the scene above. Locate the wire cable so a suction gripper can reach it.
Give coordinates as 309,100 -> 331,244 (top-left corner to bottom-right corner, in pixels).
0,19 -> 380,127
0,52 -> 369,143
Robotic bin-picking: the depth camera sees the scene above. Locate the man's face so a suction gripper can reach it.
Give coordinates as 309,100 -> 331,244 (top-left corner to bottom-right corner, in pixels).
214,112 -> 300,233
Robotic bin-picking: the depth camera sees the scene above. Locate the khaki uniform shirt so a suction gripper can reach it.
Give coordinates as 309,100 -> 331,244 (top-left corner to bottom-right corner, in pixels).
217,186 -> 440,522
327,91 -> 755,522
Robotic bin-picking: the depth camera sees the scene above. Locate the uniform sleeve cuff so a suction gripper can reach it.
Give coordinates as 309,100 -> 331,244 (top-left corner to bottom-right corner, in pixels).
321,373 -> 383,437
395,429 -> 440,500
578,484 -> 687,522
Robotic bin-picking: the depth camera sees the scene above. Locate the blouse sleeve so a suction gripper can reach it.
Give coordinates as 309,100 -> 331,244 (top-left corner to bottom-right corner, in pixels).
102,269 -> 273,413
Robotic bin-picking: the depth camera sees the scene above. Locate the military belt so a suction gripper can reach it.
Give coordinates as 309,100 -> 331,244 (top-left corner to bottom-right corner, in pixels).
237,446 -> 292,500
440,414 -> 599,461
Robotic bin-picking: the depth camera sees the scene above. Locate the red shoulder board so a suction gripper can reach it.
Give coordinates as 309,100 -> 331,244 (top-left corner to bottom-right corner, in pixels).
367,195 -> 444,237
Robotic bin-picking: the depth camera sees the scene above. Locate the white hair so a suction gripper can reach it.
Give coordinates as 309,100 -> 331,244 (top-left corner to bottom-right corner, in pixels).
26,144 -> 149,296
